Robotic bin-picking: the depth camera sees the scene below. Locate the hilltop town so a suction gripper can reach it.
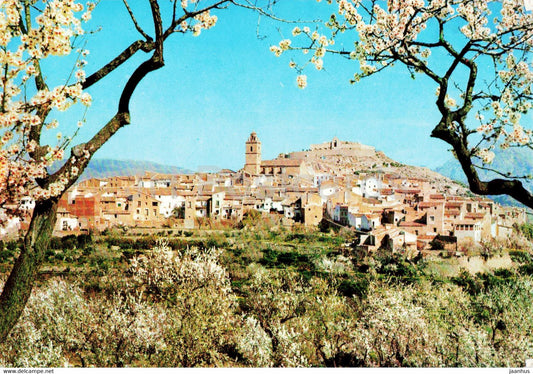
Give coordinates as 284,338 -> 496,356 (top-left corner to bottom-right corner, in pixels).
4,133 -> 528,252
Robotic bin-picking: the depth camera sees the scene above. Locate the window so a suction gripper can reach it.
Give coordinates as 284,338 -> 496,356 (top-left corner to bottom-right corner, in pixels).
429,215 -> 435,222
137,201 -> 141,207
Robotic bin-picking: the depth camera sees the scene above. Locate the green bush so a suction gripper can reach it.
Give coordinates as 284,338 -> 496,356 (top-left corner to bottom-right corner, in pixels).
6,239 -> 22,252
337,278 -> 368,297
60,235 -> 77,250
285,233 -> 307,242
430,239 -> 445,250
451,269 -> 484,295
77,233 -> 93,248
519,263 -> 533,276
516,223 -> 533,240
261,248 -> 279,267
0,250 -> 13,263
509,250 -> 532,264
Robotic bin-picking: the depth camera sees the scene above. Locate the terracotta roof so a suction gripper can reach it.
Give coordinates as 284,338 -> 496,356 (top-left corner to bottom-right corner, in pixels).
445,209 -> 461,216
445,202 -> 463,208
399,221 -> 425,227
224,195 -> 244,201
381,188 -> 394,195
465,212 -> 485,219
178,191 -> 196,197
396,189 -> 421,194
418,202 -> 440,209
152,187 -> 172,195
103,210 -> 130,215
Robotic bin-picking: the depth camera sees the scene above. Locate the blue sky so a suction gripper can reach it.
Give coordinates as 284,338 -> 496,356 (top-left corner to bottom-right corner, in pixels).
48,0 -> 454,172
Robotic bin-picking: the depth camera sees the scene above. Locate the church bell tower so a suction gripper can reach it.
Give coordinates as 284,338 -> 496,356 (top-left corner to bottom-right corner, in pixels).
244,131 -> 261,175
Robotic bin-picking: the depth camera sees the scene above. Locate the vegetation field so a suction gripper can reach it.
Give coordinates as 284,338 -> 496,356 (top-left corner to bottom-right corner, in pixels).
1,220 -> 533,367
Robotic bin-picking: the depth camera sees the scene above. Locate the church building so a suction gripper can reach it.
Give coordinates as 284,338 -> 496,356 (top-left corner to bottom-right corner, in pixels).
243,132 -> 305,177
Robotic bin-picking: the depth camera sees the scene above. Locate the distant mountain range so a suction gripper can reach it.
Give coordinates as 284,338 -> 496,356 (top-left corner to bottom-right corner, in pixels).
50,158 -> 192,180
434,147 -> 533,208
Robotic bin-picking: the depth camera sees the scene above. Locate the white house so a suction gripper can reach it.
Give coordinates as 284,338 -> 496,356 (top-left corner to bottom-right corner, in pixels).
455,220 -> 482,243
347,213 -> 380,231
319,181 -> 339,203
361,176 -> 383,199
56,211 -> 79,231
211,191 -> 226,217
154,193 -> 186,217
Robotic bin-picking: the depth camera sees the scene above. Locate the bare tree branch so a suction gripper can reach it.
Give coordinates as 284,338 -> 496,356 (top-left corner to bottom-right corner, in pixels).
83,40 -> 155,89
123,0 -> 153,41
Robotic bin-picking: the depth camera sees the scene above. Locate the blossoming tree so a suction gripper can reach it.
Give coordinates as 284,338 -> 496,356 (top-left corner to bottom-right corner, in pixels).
275,0 -> 533,207
0,0 -> 262,341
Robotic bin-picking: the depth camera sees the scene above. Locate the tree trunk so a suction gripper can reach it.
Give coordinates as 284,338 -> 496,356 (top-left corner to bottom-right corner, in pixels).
0,198 -> 59,341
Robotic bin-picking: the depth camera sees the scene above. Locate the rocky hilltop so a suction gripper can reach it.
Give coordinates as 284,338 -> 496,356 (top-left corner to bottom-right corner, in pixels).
278,137 -> 469,196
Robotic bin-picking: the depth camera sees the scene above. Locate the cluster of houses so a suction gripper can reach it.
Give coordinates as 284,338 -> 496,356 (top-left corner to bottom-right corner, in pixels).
2,133 -> 528,251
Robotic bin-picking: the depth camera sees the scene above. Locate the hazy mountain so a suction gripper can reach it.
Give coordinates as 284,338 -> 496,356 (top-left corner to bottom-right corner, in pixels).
435,147 -> 533,207
50,158 -> 192,180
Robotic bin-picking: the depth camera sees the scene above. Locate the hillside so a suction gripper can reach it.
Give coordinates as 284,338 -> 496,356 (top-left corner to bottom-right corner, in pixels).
50,158 -> 192,180
289,142 -> 469,195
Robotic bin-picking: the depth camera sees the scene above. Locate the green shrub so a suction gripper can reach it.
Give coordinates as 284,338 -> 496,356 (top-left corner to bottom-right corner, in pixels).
6,239 -> 21,252
261,248 -> 278,267
430,239 -> 445,251
509,250 -> 532,264
493,268 -> 515,279
0,250 -> 13,263
516,223 -> 533,240
337,278 -> 368,298
519,263 -> 533,276
77,233 -> 93,248
451,269 -> 483,295
60,235 -> 77,250
285,233 -> 307,242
